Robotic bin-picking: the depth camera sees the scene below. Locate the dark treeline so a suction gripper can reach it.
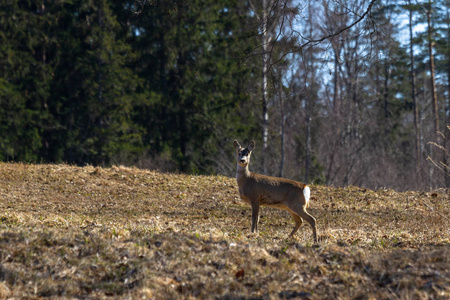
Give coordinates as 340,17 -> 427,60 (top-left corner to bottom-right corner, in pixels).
0,0 -> 449,190
0,0 -> 258,173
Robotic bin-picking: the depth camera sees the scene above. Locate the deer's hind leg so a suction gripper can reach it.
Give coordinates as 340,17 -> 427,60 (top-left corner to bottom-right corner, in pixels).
289,201 -> 318,243
287,209 -> 303,237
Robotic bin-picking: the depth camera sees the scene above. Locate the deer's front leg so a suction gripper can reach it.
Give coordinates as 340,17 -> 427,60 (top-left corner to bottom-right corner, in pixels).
251,201 -> 260,233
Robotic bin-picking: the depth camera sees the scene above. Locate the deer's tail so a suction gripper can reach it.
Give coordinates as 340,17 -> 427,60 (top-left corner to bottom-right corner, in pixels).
303,185 -> 311,208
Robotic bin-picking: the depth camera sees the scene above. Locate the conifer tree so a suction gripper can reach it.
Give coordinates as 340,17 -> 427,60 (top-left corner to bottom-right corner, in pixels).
51,0 -> 144,165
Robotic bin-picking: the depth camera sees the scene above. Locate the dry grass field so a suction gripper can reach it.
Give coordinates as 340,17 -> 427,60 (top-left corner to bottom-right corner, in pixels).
0,162 -> 449,299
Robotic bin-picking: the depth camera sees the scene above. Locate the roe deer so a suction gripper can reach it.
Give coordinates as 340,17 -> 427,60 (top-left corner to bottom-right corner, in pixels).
233,140 -> 317,243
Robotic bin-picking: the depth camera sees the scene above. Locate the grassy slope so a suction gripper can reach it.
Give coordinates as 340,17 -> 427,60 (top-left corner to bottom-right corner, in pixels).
0,163 -> 448,299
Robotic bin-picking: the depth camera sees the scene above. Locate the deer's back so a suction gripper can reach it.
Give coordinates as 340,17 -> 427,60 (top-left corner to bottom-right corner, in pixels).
238,172 -> 307,206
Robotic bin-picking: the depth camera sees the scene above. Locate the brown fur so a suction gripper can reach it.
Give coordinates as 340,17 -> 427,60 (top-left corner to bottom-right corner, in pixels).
234,140 -> 318,243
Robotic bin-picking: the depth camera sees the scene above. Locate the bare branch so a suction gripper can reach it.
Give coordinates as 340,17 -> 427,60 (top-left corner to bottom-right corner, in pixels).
270,0 -> 378,67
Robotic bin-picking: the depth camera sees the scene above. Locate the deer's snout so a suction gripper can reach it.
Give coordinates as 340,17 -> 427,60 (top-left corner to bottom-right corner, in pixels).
239,155 -> 249,165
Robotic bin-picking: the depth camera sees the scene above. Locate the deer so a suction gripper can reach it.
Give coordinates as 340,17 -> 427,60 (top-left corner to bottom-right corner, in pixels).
233,140 -> 318,243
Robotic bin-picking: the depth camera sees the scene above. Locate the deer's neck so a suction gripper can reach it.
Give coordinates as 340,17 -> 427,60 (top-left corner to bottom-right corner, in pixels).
236,164 -> 251,185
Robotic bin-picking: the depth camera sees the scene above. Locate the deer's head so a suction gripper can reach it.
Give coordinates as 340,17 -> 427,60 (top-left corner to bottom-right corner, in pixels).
233,140 -> 255,167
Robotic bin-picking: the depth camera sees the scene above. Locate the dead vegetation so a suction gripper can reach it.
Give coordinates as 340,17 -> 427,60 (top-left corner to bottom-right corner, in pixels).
0,162 -> 449,299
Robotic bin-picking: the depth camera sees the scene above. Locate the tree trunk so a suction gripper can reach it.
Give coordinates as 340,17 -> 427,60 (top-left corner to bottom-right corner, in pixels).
383,62 -> 391,134
408,1 -> 421,184
333,50 -> 340,115
97,4 -> 105,165
446,4 -> 450,188
304,0 -> 313,183
427,0 -> 439,134
278,79 -> 285,177
426,0 -> 439,188
305,107 -> 311,183
262,0 -> 269,174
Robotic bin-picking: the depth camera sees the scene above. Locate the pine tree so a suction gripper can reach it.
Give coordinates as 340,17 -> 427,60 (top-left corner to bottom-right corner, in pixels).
0,1 -> 56,162
128,0 -> 257,173
50,0 -> 144,166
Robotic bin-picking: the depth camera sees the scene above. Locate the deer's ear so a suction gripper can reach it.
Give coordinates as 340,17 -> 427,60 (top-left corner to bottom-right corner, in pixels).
248,140 -> 255,151
233,140 -> 241,150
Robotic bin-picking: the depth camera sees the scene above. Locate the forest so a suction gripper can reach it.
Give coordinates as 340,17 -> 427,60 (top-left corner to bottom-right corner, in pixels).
0,0 -> 449,191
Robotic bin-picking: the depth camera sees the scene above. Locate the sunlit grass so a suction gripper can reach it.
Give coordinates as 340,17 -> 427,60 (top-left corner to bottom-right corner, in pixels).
0,163 -> 448,298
